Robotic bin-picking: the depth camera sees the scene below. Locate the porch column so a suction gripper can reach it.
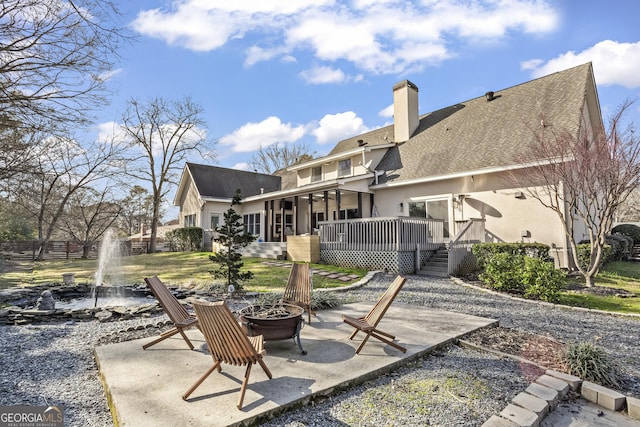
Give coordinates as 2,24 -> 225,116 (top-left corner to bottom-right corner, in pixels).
323,191 -> 329,222
269,200 -> 275,242
308,193 -> 313,233
280,198 -> 285,242
370,193 -> 375,217
357,192 -> 363,218
335,189 -> 341,220
293,196 -> 299,235
264,201 -> 269,241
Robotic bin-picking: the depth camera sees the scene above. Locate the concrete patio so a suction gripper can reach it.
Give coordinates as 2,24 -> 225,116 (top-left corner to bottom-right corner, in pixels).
94,302 -> 497,426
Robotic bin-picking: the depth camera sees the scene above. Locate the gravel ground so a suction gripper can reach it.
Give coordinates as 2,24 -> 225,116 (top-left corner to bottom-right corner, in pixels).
1,273 -> 638,426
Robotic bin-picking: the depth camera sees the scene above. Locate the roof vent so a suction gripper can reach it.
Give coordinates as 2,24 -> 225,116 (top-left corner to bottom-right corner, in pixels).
357,139 -> 367,147
485,91 -> 495,101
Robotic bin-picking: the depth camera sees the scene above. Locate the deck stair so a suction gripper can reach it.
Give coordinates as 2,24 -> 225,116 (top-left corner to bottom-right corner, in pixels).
417,246 -> 449,277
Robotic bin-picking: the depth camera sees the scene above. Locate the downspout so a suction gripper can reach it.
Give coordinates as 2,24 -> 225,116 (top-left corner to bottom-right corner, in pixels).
559,180 -> 572,269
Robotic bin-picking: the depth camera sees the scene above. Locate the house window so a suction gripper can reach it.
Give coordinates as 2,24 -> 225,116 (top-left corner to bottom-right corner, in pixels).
313,212 -> 325,230
210,214 -> 221,230
311,166 -> 322,182
338,159 -> 351,177
337,208 -> 359,220
409,199 -> 450,238
243,213 -> 261,236
184,214 -> 196,228
408,202 -> 426,218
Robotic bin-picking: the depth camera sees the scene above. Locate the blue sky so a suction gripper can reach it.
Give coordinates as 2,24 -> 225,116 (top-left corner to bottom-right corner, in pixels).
98,0 -> 640,216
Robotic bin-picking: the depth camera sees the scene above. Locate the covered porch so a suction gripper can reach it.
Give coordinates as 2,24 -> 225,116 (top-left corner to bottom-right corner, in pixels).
258,182 -> 374,243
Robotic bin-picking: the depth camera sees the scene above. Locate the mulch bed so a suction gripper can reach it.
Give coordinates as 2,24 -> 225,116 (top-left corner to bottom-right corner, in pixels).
463,326 -> 568,377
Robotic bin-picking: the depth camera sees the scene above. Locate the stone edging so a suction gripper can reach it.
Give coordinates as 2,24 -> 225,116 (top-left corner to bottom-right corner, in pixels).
459,339 -> 640,426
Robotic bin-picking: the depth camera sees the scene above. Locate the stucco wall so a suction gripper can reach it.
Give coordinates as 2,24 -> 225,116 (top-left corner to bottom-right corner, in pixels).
372,170 -> 573,268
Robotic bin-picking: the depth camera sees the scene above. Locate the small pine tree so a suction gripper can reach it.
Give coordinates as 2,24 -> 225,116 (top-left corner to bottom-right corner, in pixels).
209,190 -> 255,292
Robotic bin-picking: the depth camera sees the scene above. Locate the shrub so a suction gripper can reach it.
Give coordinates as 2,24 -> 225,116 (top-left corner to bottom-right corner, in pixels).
472,242 -> 551,268
607,234 -> 633,260
479,252 -> 526,294
256,291 -> 343,311
576,243 -> 612,271
612,223 -> 640,245
166,227 -> 203,251
479,251 -> 565,301
564,342 -> 620,388
521,257 -> 566,302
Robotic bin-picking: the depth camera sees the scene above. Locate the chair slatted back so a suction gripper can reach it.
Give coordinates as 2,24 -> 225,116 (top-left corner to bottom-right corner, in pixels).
145,276 -> 192,325
363,276 -> 406,327
193,301 -> 260,366
283,263 -> 311,306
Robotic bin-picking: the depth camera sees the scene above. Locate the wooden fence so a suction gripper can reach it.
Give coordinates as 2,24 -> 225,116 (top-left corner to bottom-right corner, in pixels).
0,240 -> 119,261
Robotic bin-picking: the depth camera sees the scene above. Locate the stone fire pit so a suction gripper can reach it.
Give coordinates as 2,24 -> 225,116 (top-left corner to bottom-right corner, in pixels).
238,303 -> 306,354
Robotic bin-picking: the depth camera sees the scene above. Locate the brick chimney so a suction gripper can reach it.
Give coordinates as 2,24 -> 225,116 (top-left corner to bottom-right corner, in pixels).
393,80 -> 419,142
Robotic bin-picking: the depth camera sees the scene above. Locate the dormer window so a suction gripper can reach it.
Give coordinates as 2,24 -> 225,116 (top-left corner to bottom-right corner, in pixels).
338,159 -> 351,177
311,166 -> 322,182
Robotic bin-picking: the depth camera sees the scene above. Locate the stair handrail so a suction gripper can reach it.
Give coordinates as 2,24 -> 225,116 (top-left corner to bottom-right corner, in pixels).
448,218 -> 485,249
447,218 -> 485,276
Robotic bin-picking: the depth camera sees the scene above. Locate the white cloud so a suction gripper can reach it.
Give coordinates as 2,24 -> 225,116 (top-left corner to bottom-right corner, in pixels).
378,104 -> 394,118
523,40 -> 640,88
245,46 -> 292,67
95,121 -> 127,143
131,0 -> 559,76
96,121 -> 207,157
97,68 -> 123,82
219,116 -> 306,152
428,0 -> 558,39
311,111 -> 369,144
299,65 -> 346,84
232,162 -> 251,171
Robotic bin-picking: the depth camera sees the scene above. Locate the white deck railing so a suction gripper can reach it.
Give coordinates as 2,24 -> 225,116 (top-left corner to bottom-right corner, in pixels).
448,218 -> 486,275
319,217 -> 444,251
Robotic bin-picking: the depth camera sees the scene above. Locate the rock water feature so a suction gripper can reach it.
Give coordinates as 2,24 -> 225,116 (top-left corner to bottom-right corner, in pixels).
0,283 -> 165,325
93,228 -> 124,307
0,229 -> 165,324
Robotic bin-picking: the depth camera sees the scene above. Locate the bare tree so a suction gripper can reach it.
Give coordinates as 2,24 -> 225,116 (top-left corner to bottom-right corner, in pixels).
249,142 -> 314,174
58,186 -> 121,258
0,122 -> 42,180
615,188 -> 640,223
7,134 -> 124,260
0,197 -> 35,241
120,96 -> 210,252
117,185 -> 154,236
512,101 -> 640,286
0,0 -> 130,131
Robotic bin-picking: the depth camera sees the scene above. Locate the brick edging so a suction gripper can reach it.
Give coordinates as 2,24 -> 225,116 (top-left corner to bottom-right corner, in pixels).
461,339 -> 640,426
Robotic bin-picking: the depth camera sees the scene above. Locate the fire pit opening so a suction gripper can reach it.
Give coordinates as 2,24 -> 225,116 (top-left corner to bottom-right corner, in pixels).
238,303 -> 306,355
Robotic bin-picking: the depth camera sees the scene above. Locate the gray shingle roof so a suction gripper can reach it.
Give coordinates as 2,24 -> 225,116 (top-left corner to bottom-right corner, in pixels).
186,163 -> 281,199
332,63 -> 594,184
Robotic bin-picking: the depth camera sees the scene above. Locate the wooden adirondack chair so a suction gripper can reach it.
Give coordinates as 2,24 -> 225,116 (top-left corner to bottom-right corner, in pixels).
143,276 -> 198,350
282,262 -> 314,323
182,301 -> 273,409
341,275 -> 407,354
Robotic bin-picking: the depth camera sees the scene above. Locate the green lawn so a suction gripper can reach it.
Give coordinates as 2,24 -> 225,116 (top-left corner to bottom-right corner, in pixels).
3,253 -> 639,315
0,252 -> 367,292
556,261 -> 640,315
